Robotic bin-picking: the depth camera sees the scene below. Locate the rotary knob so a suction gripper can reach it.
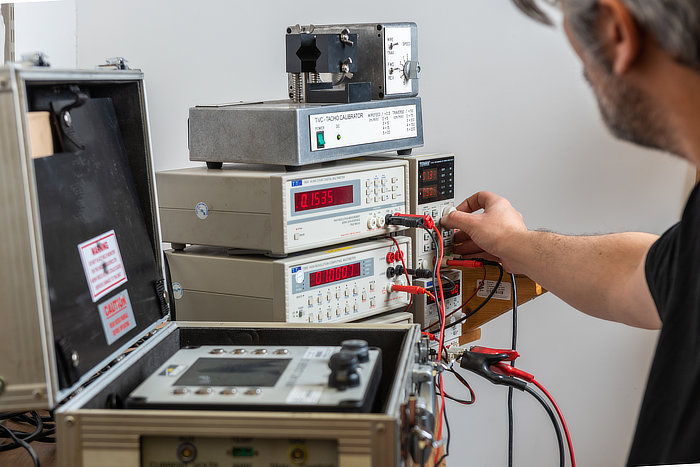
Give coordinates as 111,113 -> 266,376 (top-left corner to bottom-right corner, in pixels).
403,60 -> 421,80
439,206 -> 457,226
341,339 -> 370,363
328,350 -> 360,390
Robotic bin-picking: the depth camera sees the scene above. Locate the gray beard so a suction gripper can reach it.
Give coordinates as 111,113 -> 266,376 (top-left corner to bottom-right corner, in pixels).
585,66 -> 681,156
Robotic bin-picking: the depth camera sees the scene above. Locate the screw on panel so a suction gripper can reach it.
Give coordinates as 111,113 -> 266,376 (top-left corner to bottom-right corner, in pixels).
64,416 -> 75,427
63,111 -> 72,127
71,350 -> 79,367
32,388 -> 44,399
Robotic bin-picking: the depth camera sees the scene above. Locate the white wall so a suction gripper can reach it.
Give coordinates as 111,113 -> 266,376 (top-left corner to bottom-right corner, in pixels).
33,0 -> 695,465
13,0 -> 76,68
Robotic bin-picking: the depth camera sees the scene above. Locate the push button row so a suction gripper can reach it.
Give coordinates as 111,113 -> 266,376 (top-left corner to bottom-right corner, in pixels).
172,387 -> 262,396
208,348 -> 288,355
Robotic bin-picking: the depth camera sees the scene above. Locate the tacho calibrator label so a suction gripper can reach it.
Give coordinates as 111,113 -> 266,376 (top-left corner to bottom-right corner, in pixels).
78,230 -> 128,302
97,289 -> 136,345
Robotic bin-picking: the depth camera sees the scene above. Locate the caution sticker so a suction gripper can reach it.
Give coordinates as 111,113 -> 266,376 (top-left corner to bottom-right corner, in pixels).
77,230 -> 127,302
97,289 -> 137,345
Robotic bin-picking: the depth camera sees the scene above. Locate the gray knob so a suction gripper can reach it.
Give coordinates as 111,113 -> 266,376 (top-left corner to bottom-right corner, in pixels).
341,339 -> 370,363
328,350 -> 360,390
403,60 -> 421,80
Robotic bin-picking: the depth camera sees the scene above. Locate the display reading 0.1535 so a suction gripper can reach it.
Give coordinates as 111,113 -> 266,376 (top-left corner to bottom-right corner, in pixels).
310,262 -> 361,287
294,185 -> 354,212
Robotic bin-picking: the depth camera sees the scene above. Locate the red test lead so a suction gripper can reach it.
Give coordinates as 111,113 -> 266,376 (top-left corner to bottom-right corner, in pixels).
390,284 -> 428,295
491,363 -> 534,383
445,259 -> 483,268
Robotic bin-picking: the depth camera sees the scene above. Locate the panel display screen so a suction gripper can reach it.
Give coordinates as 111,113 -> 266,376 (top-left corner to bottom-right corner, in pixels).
294,185 -> 354,212
174,358 -> 291,387
427,281 -> 461,304
310,262 -> 361,287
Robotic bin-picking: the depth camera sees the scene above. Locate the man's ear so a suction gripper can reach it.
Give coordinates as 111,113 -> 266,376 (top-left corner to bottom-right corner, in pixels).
598,0 -> 641,74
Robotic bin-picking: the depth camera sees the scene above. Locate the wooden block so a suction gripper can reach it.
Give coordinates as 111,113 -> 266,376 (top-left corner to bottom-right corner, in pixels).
445,266 -> 547,346
459,327 -> 481,345
27,111 -> 54,158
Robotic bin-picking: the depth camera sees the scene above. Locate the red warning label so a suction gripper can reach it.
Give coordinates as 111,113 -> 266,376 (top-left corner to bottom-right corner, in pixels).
78,230 -> 127,302
97,289 -> 136,345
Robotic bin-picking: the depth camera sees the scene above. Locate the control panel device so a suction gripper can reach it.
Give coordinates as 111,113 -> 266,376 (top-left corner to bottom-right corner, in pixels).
157,159 -> 409,256
188,98 -> 423,168
412,269 -> 463,349
287,22 -> 420,101
126,344 -> 381,412
406,153 -> 456,269
166,237 -> 412,324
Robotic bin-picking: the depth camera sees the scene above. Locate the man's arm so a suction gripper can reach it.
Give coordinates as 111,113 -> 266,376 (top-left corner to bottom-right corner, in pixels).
442,191 -> 662,330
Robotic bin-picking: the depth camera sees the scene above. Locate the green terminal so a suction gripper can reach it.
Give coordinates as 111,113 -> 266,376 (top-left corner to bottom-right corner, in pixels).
232,447 -> 255,457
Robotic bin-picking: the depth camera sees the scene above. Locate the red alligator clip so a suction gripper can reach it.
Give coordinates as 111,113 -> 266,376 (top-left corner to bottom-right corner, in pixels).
470,346 -> 520,361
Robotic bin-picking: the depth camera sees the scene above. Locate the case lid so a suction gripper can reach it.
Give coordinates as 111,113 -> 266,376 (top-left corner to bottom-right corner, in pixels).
0,65 -> 168,410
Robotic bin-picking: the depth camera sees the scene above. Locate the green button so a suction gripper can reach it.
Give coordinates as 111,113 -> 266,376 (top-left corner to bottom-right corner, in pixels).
316,131 -> 325,147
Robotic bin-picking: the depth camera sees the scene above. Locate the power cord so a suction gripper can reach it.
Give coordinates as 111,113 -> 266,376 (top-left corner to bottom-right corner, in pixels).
523,385 -> 565,467
0,410 -> 55,467
508,273 -> 518,467
460,348 -> 575,467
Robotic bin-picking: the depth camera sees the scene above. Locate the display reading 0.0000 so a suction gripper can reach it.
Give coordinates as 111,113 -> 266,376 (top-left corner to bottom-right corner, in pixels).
294,185 -> 354,212
309,262 -> 361,287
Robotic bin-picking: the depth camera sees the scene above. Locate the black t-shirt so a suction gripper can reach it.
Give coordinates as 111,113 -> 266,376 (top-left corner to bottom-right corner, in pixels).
628,182 -> 700,466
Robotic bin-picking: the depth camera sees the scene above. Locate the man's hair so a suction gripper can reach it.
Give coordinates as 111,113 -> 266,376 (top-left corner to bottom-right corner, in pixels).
513,0 -> 700,71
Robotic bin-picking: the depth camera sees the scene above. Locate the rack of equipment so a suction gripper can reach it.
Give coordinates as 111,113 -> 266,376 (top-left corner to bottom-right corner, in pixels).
0,64 -> 438,467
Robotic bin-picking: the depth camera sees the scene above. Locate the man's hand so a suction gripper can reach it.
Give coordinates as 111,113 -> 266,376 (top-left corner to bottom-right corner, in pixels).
442,191 -> 528,272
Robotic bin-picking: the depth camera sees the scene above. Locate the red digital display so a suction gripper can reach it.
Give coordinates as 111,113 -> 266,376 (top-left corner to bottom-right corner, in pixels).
310,262 -> 361,287
420,185 -> 439,200
294,185 -> 354,212
427,281 -> 461,304
421,168 -> 438,182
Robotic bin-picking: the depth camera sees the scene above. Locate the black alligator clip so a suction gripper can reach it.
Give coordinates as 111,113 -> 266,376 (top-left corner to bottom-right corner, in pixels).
459,349 -> 527,390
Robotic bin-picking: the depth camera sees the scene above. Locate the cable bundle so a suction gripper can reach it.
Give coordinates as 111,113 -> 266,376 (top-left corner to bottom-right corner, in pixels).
0,411 -> 55,467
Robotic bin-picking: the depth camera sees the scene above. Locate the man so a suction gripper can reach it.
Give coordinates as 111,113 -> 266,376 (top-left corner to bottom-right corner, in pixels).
443,0 -> 700,465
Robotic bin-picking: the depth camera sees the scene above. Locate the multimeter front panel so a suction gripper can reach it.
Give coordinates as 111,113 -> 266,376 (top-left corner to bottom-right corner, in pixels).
157,160 -> 409,256
283,163 -> 408,253
167,238 -> 412,325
